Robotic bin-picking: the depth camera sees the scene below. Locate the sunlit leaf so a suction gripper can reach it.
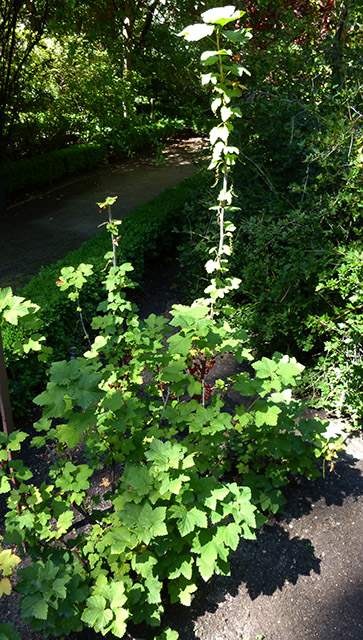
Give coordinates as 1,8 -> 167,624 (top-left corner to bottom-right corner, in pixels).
177,23 -> 214,41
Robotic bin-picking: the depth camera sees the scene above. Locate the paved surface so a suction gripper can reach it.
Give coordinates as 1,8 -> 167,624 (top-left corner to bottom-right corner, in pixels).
0,136 -> 206,289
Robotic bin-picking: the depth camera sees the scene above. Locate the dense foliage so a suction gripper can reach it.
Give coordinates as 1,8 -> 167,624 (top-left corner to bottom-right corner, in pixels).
1,170 -> 208,414
178,0 -> 363,421
0,0 -> 211,165
0,6 -> 345,638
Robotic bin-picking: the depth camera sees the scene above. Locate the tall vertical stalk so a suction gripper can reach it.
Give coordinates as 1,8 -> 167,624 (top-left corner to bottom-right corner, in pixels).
180,6 -> 252,315
97,196 -> 120,269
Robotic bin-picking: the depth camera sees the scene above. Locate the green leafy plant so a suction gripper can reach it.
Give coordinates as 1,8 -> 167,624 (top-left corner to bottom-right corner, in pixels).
0,288 -> 50,362
179,4 -> 252,312
177,5 -> 363,424
0,539 -> 20,599
0,538 -> 21,640
1,169 -> 207,416
0,6 -> 343,638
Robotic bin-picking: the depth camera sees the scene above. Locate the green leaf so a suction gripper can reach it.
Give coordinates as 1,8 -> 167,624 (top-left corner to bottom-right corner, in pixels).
195,539 -> 218,581
146,439 -> 184,471
111,608 -> 129,638
210,125 -> 229,145
123,465 -> 151,496
177,23 -> 214,41
50,360 -> 80,386
0,577 -> 11,598
170,303 -> 209,329
7,431 -> 27,451
255,404 -> 281,427
168,555 -> 193,580
0,287 -> 12,312
179,583 -> 198,606
103,392 -> 127,412
175,506 -> 208,537
202,6 -> 244,26
232,372 -> 259,395
21,595 -> 48,620
211,97 -> 222,113
137,503 -> 167,542
73,370 -> 103,408
224,28 -> 251,43
253,357 -> 278,378
275,354 -> 304,385
218,522 -> 240,550
56,424 -> 81,448
204,485 -> 229,510
221,106 -> 232,122
0,623 -> 22,640
0,549 -> 20,576
145,575 -> 162,604
33,383 -> 67,418
187,377 -> 201,397
56,511 -> 74,536
3,296 -> 31,325
155,629 -> 179,640
131,550 -> 157,579
52,577 -> 68,600
0,477 -> 11,494
81,595 -> 112,630
97,196 -> 117,209
201,49 -> 231,66
201,72 -> 218,85
22,335 -> 45,353
168,332 -> 193,355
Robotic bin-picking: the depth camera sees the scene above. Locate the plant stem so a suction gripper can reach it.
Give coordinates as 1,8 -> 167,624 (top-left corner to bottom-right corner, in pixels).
218,165 -> 228,258
78,306 -> 92,350
108,204 -> 117,268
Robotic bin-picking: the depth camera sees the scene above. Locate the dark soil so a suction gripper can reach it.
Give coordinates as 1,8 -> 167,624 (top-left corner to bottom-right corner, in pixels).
1,139 -> 363,640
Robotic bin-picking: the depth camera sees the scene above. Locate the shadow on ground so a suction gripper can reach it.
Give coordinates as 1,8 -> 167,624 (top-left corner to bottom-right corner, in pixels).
122,451 -> 363,640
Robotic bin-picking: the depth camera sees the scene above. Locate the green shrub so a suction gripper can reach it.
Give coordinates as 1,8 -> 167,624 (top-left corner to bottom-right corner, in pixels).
1,259 -> 342,639
0,10 -> 346,637
2,170 -> 209,415
109,117 -> 184,157
2,143 -> 107,198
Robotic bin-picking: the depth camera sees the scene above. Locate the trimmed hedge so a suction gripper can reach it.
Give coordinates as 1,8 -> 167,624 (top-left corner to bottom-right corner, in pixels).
2,118 -> 186,200
2,143 -> 107,198
2,169 -> 210,415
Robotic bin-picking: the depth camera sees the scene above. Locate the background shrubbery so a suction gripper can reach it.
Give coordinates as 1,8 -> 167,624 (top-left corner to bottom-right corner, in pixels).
2,118 -> 185,199
2,143 -> 106,197
176,10 -> 363,422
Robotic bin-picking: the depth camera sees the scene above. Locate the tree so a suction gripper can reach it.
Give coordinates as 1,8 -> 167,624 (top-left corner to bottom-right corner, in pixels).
0,0 -> 49,159
0,0 -> 213,160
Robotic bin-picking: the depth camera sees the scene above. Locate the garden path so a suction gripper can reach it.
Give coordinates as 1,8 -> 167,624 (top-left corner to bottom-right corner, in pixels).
0,134 -> 206,289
